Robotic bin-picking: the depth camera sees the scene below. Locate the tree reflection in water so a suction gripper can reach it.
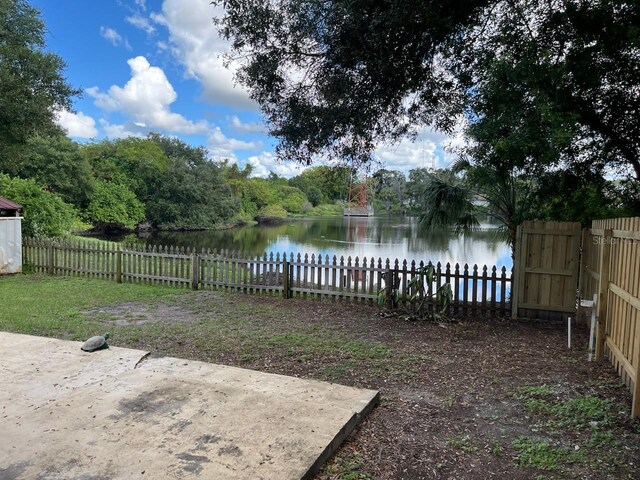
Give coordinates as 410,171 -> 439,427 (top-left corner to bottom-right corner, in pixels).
139,216 -> 512,269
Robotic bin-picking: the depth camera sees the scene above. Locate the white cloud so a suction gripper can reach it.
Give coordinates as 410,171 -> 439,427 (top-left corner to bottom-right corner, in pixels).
126,14 -> 155,35
244,152 -> 305,179
134,0 -> 146,11
229,115 -> 267,134
373,126 -> 454,174
153,0 -> 256,109
99,119 -> 144,139
207,127 -> 261,160
56,110 -> 98,138
88,56 -> 208,135
99,26 -> 131,50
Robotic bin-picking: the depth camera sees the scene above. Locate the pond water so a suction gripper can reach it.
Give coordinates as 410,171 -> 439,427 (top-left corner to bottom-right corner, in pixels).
138,216 -> 513,270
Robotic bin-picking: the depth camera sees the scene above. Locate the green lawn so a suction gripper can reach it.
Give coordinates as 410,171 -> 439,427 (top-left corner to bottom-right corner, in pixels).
0,274 -> 187,341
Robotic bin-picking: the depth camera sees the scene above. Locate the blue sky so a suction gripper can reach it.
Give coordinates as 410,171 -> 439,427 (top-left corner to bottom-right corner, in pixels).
33,0 -> 454,178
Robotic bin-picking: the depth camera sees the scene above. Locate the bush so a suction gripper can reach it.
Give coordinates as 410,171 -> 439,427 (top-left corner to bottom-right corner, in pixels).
0,174 -> 78,237
84,180 -> 145,231
256,204 -> 288,222
277,186 -> 308,213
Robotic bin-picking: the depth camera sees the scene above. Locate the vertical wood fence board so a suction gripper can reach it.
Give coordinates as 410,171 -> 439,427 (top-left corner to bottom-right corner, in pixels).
513,220 -> 582,320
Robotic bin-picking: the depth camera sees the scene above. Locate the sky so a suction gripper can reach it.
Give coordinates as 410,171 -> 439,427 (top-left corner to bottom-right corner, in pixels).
33,0 -> 458,178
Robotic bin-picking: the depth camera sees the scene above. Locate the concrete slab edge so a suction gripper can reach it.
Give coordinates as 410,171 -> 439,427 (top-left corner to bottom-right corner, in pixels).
301,391 -> 380,480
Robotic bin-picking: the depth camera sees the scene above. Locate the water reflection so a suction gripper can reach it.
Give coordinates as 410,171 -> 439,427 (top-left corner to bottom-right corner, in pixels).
142,216 -> 512,269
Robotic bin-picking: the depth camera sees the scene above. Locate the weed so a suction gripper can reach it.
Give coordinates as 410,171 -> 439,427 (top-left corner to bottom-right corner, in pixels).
442,395 -> 455,408
512,437 -> 583,471
549,395 -> 615,431
518,384 -> 554,397
321,453 -> 372,480
490,439 -> 504,456
446,436 -> 478,454
523,398 -> 553,414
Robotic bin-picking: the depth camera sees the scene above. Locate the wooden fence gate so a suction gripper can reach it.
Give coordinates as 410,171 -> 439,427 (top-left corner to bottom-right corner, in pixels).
512,220 -> 582,320
579,217 -> 640,418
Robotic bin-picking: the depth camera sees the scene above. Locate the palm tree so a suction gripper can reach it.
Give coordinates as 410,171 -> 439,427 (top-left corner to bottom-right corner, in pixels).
419,163 -> 534,258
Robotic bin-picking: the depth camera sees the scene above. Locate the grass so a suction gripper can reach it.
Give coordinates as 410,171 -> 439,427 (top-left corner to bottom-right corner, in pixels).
512,437 -> 583,471
0,274 -> 186,340
0,274 -> 426,383
514,384 -> 629,475
517,384 -> 615,431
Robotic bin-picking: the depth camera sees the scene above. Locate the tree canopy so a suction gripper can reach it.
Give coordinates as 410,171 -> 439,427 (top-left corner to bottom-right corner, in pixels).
216,0 -> 640,183
215,0 -> 488,164
0,0 -> 79,161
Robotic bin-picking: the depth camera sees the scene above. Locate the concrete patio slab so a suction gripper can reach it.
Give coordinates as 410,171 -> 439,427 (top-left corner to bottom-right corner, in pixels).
0,332 -> 379,480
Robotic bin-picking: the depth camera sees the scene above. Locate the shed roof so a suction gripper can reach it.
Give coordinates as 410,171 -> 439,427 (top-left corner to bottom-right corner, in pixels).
0,196 -> 22,210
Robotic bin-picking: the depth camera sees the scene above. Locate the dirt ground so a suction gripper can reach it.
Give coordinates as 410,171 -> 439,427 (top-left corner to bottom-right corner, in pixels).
85,291 -> 640,480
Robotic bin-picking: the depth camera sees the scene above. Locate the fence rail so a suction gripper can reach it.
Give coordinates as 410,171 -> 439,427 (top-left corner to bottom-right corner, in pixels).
22,238 -> 512,316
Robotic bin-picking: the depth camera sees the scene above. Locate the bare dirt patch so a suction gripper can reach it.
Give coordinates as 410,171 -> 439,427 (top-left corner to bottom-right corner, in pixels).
84,303 -> 205,326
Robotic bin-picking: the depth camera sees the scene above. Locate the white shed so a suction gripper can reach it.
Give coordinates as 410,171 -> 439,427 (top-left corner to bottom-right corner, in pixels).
0,196 -> 23,274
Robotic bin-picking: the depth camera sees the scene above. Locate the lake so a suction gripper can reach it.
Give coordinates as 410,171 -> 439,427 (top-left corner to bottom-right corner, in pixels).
139,216 -> 513,270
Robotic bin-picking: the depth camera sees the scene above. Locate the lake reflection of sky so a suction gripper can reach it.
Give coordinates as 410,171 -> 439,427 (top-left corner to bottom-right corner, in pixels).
148,216 -> 513,271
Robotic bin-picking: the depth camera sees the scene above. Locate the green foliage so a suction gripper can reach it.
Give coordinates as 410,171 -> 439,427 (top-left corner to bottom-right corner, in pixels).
8,135 -> 94,208
308,203 -> 343,217
0,0 -> 80,160
517,385 -> 615,432
446,436 -> 479,454
512,437 -> 582,471
0,173 -> 77,237
216,0 -> 640,221
419,173 -> 479,233
84,180 -> 145,230
215,1 -> 480,164
275,185 -> 308,213
372,169 -> 406,210
306,186 -> 323,207
82,135 -> 240,230
459,1 -> 640,179
377,263 -> 452,319
322,453 -> 372,480
256,204 -> 287,220
245,178 -> 274,209
532,171 -> 638,225
82,137 -> 168,205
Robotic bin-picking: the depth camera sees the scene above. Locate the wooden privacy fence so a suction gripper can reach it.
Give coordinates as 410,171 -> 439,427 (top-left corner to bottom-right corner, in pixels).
512,220 -> 582,320
22,238 -> 512,316
579,217 -> 640,417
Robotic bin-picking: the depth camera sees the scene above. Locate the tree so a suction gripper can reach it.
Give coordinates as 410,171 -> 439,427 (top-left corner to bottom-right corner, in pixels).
216,0 -> 640,190
7,135 -> 94,208
372,169 -> 406,209
406,168 -> 432,209
419,164 -> 534,257
215,0 -> 487,164
84,180 -> 145,231
0,173 -> 77,237
450,0 -> 640,180
0,0 -> 80,161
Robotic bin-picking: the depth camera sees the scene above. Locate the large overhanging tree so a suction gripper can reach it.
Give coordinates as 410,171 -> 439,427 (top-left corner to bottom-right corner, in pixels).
215,0 -> 640,182
215,0 -> 490,164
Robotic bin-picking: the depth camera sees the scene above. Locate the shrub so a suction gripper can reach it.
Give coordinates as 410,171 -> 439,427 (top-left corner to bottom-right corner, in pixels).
0,174 -> 77,237
84,180 -> 145,231
256,204 -> 288,222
